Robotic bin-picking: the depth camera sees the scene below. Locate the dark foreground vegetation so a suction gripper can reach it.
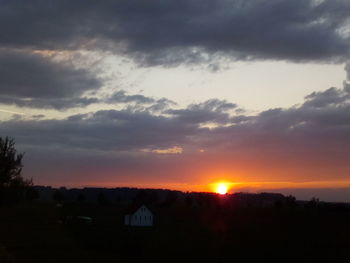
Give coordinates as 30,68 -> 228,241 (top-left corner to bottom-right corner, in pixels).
1,194 -> 350,263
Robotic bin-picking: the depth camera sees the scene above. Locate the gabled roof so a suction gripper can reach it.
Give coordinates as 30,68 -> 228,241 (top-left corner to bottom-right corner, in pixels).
124,204 -> 154,215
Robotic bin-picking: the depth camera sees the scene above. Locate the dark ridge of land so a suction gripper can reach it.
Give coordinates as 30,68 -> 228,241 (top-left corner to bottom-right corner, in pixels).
1,187 -> 350,262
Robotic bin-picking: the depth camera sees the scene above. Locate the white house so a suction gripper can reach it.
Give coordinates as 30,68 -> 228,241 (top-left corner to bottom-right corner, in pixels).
124,205 -> 154,227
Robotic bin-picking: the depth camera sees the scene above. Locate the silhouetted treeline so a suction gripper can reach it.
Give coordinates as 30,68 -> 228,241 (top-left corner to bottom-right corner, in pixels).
33,185 -> 350,212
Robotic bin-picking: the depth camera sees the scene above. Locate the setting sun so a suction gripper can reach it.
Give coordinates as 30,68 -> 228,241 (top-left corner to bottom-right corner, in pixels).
216,183 -> 228,195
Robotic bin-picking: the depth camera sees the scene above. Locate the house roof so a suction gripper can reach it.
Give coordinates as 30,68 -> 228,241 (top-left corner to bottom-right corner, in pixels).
124,204 -> 154,215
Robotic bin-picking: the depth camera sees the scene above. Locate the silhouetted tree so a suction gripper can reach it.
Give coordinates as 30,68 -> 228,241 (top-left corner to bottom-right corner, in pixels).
0,137 -> 26,187
0,137 -> 32,204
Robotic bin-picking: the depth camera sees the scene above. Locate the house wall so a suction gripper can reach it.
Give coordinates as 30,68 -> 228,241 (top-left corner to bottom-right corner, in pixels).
126,205 -> 153,226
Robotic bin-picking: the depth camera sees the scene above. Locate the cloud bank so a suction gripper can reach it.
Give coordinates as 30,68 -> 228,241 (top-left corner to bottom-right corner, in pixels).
1,0 -> 350,110
1,0 -> 350,64
1,64 -> 350,191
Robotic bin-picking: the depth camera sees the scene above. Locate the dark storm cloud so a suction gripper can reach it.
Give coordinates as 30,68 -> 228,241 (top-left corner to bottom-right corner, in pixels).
0,49 -> 101,109
166,99 -> 237,124
0,95 -> 100,110
0,48 -> 166,109
0,89 -> 173,110
1,0 -> 350,65
0,109 -> 196,152
0,49 -> 100,98
104,91 -> 176,113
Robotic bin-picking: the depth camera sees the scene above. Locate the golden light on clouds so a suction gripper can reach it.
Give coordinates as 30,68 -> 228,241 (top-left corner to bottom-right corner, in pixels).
141,146 -> 183,154
0,108 -> 25,115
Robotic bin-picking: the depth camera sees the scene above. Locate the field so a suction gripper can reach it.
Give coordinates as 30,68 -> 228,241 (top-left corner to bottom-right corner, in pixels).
1,201 -> 350,262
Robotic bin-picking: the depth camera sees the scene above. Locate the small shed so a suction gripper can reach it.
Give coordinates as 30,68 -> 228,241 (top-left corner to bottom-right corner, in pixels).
124,204 -> 154,227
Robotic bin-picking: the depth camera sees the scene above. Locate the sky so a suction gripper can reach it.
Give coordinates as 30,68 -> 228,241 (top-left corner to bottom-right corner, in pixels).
1,0 -> 350,201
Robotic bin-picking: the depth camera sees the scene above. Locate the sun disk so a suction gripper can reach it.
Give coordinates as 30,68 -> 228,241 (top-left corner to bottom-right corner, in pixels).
216,183 -> 228,195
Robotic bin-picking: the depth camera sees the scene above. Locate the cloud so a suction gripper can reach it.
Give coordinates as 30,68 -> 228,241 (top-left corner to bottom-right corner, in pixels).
166,99 -> 237,125
3,85 -> 350,159
304,87 -> 349,108
0,49 -> 100,98
0,108 -> 25,115
104,91 -> 175,112
141,146 -> 183,155
106,90 -> 155,104
0,0 -> 349,66
346,63 -> 350,80
0,95 -> 100,110
0,109 -> 196,152
0,49 -> 170,110
2,82 -> 350,187
0,49 -> 101,109
1,0 -> 349,111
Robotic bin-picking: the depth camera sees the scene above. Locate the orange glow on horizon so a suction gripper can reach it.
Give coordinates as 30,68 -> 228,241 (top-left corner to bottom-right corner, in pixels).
43,176 -> 350,194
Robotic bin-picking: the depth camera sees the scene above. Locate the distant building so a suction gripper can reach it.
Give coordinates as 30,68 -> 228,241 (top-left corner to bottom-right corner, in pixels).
124,204 -> 154,227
